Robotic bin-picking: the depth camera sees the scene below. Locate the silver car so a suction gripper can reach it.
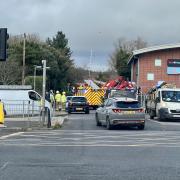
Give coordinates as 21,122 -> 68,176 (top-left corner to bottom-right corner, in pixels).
95,97 -> 146,130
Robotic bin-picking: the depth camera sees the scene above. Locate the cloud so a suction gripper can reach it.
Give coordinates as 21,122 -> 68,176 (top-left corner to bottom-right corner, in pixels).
1,0 -> 180,70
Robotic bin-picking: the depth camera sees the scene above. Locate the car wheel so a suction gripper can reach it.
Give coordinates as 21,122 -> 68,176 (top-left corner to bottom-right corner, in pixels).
138,124 -> 145,130
95,114 -> 101,126
106,117 -> 113,130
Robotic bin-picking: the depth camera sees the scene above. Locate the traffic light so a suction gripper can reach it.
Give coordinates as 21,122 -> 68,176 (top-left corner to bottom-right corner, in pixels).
0,28 -> 8,61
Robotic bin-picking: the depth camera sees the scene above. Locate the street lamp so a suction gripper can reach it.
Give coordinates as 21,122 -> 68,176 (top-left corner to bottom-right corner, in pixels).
34,65 -> 42,91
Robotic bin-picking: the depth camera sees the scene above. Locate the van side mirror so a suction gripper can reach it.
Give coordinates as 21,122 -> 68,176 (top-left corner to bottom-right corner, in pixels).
156,97 -> 160,103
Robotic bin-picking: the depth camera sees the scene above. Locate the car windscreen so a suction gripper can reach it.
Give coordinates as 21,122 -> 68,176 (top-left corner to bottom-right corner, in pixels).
72,97 -> 86,102
116,101 -> 141,108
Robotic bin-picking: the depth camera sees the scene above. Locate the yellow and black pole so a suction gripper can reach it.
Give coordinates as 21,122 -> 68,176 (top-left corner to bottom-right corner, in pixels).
0,99 -> 5,125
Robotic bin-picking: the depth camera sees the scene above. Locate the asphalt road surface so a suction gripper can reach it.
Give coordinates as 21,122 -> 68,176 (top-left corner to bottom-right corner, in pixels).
1,111 -> 180,180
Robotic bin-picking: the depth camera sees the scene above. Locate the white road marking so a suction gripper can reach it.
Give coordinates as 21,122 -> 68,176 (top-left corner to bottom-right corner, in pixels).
0,132 -> 24,140
2,130 -> 180,148
0,162 -> 9,171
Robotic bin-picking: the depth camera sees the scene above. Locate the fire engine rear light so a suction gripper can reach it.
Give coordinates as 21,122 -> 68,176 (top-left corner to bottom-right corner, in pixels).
112,109 -> 122,113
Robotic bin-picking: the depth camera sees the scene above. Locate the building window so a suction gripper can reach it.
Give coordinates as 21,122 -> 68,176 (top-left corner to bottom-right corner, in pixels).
155,59 -> 161,66
147,73 -> 154,81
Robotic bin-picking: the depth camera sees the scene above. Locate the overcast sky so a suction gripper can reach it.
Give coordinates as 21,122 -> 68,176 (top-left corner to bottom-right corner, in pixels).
1,0 -> 180,71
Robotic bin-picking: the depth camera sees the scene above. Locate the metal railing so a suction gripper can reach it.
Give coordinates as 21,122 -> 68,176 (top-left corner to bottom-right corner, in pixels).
2,100 -> 51,128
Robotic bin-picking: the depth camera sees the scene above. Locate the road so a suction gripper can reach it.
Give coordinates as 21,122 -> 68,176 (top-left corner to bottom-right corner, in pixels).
1,111 -> 180,180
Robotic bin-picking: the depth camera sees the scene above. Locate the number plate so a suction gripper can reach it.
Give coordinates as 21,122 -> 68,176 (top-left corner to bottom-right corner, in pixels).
76,108 -> 83,110
123,111 -> 135,114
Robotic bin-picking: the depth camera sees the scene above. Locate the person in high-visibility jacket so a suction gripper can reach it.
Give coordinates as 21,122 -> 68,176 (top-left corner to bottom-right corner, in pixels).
0,99 -> 5,124
55,91 -> 61,111
61,92 -> 67,111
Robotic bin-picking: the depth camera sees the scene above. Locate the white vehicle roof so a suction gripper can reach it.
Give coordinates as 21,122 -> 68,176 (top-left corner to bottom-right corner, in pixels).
159,88 -> 180,91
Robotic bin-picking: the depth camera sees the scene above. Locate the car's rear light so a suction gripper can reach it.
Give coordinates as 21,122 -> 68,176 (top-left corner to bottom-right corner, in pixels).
138,109 -> 144,112
112,109 -> 122,113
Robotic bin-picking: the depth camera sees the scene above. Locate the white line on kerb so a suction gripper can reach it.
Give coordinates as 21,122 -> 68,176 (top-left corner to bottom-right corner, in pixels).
0,132 -> 24,140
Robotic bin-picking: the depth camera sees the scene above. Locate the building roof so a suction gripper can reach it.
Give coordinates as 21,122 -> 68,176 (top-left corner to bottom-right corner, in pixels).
128,43 -> 180,65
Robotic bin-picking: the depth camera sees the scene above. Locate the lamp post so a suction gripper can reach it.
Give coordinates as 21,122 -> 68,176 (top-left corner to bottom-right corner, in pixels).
33,65 -> 42,91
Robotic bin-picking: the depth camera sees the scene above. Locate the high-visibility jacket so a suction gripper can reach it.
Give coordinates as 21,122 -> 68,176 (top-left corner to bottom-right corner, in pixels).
55,93 -> 61,102
0,102 -> 5,124
61,95 -> 67,103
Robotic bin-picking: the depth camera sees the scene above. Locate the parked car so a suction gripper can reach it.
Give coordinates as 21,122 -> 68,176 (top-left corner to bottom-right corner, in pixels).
95,97 -> 145,130
67,96 -> 89,114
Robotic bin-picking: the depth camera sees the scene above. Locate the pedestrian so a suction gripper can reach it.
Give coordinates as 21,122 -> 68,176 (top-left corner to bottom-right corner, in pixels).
45,91 -> 50,102
0,99 -> 5,125
61,91 -> 67,111
55,91 -> 61,111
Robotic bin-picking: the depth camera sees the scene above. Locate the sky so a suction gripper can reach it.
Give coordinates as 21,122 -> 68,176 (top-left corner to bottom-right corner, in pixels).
1,0 -> 180,71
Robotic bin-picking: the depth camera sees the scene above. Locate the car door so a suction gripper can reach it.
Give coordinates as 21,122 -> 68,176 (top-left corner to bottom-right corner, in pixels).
101,99 -> 113,124
97,99 -> 109,123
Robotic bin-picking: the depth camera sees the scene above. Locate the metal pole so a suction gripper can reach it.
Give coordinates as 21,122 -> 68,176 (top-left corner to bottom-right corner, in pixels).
89,49 -> 93,79
34,66 -> 36,90
22,33 -> 26,85
42,60 -> 46,125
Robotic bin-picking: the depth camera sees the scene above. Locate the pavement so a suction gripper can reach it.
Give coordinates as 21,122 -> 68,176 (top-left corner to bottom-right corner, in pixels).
0,110 -> 68,137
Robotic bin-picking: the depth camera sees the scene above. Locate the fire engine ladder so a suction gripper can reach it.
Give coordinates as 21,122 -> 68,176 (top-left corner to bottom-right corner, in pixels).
84,80 -> 100,90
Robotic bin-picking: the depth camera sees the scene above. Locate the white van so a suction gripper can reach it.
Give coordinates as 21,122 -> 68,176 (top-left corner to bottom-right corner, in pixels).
146,88 -> 180,120
0,85 -> 51,117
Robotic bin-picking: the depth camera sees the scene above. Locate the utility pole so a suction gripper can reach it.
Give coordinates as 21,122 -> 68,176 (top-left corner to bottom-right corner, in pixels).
22,33 -> 26,85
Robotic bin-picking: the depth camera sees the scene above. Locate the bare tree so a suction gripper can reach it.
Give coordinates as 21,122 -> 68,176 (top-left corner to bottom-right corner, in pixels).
108,37 -> 147,73
0,59 -> 21,85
